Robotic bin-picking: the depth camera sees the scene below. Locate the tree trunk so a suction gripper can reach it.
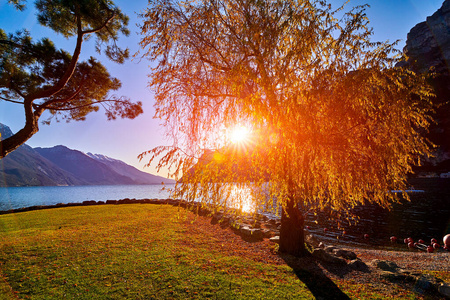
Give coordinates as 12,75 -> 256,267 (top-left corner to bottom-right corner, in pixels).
0,101 -> 41,159
279,199 -> 308,257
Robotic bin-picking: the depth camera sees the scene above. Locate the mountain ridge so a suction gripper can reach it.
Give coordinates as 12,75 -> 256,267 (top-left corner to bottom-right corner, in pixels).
0,124 -> 174,187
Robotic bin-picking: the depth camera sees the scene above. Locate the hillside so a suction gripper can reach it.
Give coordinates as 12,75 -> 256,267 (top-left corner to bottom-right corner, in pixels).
0,123 -> 174,186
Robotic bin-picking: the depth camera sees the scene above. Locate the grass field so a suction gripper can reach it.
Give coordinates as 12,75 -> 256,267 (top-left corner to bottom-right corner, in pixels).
0,204 -> 439,299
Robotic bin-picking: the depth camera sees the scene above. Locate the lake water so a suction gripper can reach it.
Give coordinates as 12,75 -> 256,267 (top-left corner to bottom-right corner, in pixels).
0,179 -> 448,247
0,184 -> 174,211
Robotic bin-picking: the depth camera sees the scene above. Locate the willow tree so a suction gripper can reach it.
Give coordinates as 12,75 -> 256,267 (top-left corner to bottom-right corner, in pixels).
0,0 -> 143,158
139,0 -> 433,256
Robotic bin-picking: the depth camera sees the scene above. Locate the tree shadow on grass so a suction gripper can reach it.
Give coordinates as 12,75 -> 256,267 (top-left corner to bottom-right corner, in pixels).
280,253 -> 351,300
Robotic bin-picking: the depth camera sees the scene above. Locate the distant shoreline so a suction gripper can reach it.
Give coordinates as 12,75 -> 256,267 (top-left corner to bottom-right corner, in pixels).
0,197 -> 179,215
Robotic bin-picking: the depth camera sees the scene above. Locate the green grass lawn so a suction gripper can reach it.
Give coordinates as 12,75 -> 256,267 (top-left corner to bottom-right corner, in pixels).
0,204 -> 438,299
0,204 -> 313,299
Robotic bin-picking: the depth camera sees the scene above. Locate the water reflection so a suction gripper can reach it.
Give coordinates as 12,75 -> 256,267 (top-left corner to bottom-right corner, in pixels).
226,184 -> 256,213
219,179 -> 449,248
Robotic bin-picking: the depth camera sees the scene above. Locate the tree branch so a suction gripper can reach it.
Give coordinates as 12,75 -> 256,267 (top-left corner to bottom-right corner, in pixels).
36,83 -> 84,110
27,14 -> 84,100
0,96 -> 23,104
43,98 -> 131,111
82,11 -> 116,35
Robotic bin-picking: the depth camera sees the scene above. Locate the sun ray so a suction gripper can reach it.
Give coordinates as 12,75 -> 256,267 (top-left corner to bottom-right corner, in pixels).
229,126 -> 250,144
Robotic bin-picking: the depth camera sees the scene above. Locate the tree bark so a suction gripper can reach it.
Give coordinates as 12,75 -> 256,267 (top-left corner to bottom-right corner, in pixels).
279,199 -> 308,257
0,100 -> 41,159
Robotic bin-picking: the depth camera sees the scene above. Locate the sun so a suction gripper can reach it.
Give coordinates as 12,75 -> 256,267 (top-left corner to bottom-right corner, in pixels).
229,125 -> 250,144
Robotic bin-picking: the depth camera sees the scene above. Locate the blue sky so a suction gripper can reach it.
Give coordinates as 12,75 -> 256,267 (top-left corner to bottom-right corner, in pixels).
0,0 -> 445,178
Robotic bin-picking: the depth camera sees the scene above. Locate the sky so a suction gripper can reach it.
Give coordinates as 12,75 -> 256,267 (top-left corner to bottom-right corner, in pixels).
0,0 -> 445,178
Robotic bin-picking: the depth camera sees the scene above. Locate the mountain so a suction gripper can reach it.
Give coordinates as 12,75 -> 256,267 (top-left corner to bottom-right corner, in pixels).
403,0 -> 450,75
34,146 -> 139,186
0,125 -> 86,186
0,123 -> 174,186
401,0 -> 450,173
86,152 -> 170,184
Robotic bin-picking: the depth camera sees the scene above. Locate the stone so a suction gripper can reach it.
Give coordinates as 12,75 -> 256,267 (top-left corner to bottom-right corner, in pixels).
333,249 -> 357,260
378,271 -> 410,282
348,259 -> 368,271
438,283 -> 450,298
312,248 -> 347,265
211,213 -> 223,224
269,236 -> 280,244
305,234 -> 320,248
370,259 -> 400,272
324,246 -> 337,253
82,200 -> 96,205
261,228 -> 273,238
414,275 -> 435,292
239,226 -> 263,240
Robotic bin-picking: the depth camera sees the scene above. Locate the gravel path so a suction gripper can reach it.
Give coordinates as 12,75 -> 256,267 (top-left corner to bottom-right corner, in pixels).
341,246 -> 450,272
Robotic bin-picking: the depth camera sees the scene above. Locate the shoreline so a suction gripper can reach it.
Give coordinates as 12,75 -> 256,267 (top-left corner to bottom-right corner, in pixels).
2,197 -> 448,255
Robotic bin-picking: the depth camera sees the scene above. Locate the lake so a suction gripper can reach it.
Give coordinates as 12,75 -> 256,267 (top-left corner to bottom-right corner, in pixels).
0,179 -> 448,247
0,184 -> 174,211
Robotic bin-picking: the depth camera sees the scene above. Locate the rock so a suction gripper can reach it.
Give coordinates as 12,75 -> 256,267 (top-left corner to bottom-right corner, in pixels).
239,226 -> 263,240
261,228 -> 273,238
415,275 -> 435,292
305,234 -> 320,248
269,236 -> 280,244
211,213 -> 223,224
348,259 -> 369,271
370,259 -> 401,272
438,283 -> 450,298
404,0 -> 450,74
312,248 -> 347,265
402,0 -> 450,162
378,271 -> 412,282
324,246 -> 337,253
82,200 -> 97,205
333,249 -> 357,260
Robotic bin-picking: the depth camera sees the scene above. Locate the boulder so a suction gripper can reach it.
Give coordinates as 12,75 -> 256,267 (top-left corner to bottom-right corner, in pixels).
378,270 -> 414,283
324,246 -> 338,253
82,200 -> 97,205
370,259 -> 401,272
260,228 -> 273,238
305,234 -> 320,247
312,248 -> 347,265
269,236 -> 280,244
348,259 -> 369,271
332,249 -> 357,260
239,226 -> 264,240
438,283 -> 450,298
414,275 -> 435,293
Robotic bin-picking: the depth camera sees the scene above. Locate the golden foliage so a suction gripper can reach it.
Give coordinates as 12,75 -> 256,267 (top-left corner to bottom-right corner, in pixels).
138,0 -> 434,216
